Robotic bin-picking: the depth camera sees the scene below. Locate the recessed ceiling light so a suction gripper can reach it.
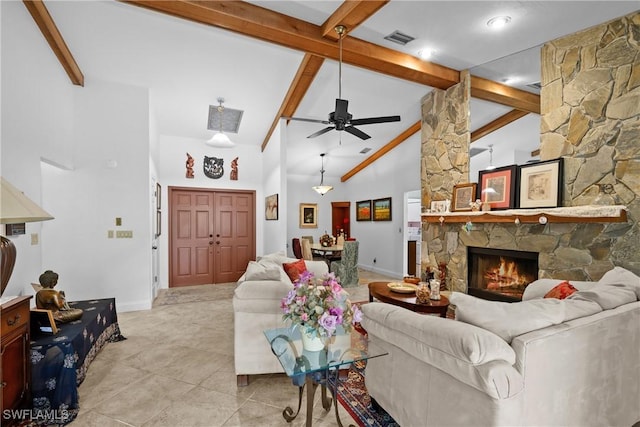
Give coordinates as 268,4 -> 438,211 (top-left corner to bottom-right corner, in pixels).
487,16 -> 511,29
418,49 -> 435,60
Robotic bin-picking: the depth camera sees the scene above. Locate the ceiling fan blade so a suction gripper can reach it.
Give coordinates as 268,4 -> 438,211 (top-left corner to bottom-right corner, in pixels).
345,126 -> 371,140
284,116 -> 331,125
350,115 -> 401,126
334,99 -> 349,119
307,126 -> 335,139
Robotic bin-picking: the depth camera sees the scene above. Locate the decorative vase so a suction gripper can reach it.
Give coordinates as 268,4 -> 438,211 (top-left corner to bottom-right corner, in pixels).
299,326 -> 325,351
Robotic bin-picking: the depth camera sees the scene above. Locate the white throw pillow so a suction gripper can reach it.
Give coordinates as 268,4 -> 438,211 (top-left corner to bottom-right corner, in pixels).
450,292 -> 565,343
597,266 -> 640,299
243,260 -> 282,281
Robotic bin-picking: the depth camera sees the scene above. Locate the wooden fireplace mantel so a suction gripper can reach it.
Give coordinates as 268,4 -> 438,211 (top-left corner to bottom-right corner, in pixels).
422,205 -> 628,224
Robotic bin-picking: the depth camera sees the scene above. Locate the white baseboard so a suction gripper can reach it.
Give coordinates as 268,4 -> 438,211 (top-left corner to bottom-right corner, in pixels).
117,299 -> 152,312
359,264 -> 399,278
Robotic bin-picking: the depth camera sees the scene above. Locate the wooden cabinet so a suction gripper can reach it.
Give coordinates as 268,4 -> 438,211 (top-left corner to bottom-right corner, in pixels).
1,296 -> 32,423
407,240 -> 417,276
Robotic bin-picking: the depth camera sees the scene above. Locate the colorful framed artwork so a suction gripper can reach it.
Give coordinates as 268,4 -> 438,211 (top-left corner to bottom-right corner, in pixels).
372,197 -> 392,221
452,183 -> 477,212
518,158 -> 563,208
265,193 -> 278,220
477,165 -> 517,210
356,200 -> 371,221
299,203 -> 318,228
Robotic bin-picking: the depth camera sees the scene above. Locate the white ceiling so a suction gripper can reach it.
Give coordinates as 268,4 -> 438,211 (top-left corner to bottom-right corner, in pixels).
44,1 -> 639,181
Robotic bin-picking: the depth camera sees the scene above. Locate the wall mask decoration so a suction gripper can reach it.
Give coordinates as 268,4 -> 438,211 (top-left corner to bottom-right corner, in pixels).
203,156 -> 224,179
185,152 -> 195,178
230,157 -> 238,181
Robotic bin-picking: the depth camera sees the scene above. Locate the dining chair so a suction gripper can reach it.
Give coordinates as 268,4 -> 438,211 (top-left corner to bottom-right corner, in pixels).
292,238 -> 303,259
330,240 -> 359,287
301,235 -> 314,243
300,238 -> 313,261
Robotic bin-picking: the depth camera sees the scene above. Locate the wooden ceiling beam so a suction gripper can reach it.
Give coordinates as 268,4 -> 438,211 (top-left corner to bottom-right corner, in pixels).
470,76 -> 540,114
470,109 -> 529,143
321,0 -> 389,40
122,0 -> 460,90
341,121 -> 421,182
261,54 -> 325,152
23,0 -> 84,86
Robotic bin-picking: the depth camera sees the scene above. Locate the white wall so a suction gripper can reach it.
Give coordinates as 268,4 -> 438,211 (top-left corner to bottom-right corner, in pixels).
286,133 -> 422,277
262,121 -> 287,255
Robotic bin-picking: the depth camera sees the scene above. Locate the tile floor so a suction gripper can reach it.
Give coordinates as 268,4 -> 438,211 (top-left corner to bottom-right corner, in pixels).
73,269 -> 396,426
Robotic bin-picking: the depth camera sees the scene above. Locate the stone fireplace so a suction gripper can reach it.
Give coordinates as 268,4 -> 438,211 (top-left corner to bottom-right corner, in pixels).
420,12 -> 639,292
467,247 -> 538,302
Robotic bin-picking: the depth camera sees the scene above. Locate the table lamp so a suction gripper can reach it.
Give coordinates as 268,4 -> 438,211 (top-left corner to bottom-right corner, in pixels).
1,177 -> 54,297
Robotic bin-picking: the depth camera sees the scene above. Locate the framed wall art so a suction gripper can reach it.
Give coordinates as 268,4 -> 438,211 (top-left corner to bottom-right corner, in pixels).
156,183 -> 161,209
430,200 -> 449,213
156,210 -> 161,237
477,165 -> 517,210
299,203 -> 318,228
265,193 -> 278,220
518,158 -> 563,208
356,200 -> 372,221
372,197 -> 392,221
452,183 -> 477,212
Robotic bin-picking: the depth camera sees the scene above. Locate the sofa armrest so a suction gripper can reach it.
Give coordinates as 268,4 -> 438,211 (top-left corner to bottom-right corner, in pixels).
361,303 -> 523,399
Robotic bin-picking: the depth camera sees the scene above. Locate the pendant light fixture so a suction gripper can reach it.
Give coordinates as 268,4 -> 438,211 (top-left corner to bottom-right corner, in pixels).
485,144 -> 496,170
312,153 -> 333,196
206,97 -> 235,148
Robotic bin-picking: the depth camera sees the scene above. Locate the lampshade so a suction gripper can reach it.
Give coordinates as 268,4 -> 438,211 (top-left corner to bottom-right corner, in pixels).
1,177 -> 54,297
206,132 -> 235,148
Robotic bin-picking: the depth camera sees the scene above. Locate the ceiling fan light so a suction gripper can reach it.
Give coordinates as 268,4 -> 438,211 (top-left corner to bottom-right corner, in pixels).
206,131 -> 235,148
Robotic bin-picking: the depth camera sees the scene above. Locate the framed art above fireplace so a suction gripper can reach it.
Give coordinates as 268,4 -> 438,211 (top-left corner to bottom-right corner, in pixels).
477,165 -> 517,210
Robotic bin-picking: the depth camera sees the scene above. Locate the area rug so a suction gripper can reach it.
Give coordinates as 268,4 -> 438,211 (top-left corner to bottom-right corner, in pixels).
152,282 -> 235,307
329,360 -> 399,427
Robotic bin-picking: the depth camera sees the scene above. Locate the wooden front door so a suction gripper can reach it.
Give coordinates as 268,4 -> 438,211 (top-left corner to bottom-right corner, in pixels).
169,187 -> 255,287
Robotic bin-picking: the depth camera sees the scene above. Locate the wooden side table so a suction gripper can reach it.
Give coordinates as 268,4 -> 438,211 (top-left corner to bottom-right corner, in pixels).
368,281 -> 449,317
1,296 -> 32,426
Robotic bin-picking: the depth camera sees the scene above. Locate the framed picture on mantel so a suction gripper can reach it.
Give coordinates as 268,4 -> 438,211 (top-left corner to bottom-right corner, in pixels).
477,165 -> 517,210
518,158 -> 563,209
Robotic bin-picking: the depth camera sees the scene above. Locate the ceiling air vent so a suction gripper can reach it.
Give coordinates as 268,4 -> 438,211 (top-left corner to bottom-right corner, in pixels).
207,105 -> 244,133
527,82 -> 542,90
360,147 -> 372,154
384,30 -> 415,46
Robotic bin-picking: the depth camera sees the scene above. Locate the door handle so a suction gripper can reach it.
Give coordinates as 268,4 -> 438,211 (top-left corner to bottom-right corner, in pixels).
209,241 -> 214,245
216,241 -> 220,245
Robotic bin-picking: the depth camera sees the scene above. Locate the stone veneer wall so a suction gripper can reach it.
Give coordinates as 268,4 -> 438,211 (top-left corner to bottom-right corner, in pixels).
422,12 -> 640,293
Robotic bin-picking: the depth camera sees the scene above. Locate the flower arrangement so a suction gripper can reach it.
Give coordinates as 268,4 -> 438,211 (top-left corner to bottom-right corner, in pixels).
319,233 -> 334,247
281,271 -> 363,338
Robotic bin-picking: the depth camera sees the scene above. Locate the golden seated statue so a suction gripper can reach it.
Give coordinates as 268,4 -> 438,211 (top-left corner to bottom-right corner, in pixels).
35,270 -> 83,323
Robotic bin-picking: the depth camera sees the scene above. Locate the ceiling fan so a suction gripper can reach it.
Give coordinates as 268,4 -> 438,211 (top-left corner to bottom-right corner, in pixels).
286,25 -> 401,141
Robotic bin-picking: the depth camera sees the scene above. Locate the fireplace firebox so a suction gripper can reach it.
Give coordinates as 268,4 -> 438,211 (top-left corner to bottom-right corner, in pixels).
467,247 -> 539,302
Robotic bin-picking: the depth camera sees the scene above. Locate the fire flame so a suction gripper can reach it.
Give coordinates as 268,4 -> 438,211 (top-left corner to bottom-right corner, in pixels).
484,257 -> 532,290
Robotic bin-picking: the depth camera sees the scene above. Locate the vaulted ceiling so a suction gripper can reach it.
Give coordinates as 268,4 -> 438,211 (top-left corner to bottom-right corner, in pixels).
27,1 -> 640,182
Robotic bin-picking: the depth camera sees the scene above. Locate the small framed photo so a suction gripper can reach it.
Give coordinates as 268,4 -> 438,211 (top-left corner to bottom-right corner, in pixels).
372,197 -> 392,221
356,200 -> 371,221
265,194 -> 278,220
452,183 -> 477,212
156,210 -> 161,237
518,158 -> 563,208
156,183 -> 161,210
31,309 -> 58,335
477,165 -> 517,210
430,200 -> 449,213
299,203 -> 317,228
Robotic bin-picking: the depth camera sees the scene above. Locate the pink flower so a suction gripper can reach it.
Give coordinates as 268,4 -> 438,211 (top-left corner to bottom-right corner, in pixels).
351,305 -> 363,323
319,312 -> 338,335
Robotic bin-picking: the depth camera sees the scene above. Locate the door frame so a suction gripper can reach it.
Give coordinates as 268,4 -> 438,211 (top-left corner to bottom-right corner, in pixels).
168,186 -> 256,287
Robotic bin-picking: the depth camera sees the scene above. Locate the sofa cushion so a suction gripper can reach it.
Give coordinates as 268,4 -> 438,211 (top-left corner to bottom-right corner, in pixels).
282,259 -> 307,282
244,260 -> 282,281
451,292 -> 566,343
567,285 -> 637,310
597,266 -> 640,299
522,278 -> 595,300
258,250 -> 299,265
544,281 -> 577,299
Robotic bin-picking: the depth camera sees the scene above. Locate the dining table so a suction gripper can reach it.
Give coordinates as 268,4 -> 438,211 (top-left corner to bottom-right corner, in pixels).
309,243 -> 343,265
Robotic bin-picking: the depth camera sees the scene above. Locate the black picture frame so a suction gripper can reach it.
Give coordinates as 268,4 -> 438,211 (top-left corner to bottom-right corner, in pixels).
517,158 -> 564,208
356,200 -> 371,221
372,197 -> 392,221
477,165 -> 517,210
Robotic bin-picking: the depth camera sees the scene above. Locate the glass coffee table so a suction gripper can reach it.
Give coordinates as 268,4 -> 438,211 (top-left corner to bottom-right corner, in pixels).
264,326 -> 387,427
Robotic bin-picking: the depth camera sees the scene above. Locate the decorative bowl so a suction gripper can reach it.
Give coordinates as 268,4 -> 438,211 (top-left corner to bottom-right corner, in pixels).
403,276 -> 420,285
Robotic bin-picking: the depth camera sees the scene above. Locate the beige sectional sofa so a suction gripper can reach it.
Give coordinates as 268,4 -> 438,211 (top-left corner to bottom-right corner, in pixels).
232,251 -> 328,386
361,267 -> 640,426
